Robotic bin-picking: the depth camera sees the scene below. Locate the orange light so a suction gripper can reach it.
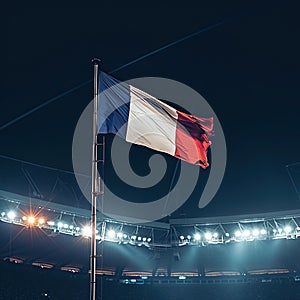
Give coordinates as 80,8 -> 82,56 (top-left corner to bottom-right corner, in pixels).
28,216 -> 35,224
38,218 -> 45,225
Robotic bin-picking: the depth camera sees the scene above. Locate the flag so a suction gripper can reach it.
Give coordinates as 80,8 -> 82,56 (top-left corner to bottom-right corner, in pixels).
98,72 -> 213,168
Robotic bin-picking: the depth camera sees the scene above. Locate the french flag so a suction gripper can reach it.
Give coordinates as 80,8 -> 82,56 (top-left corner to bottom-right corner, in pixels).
98,72 -> 213,168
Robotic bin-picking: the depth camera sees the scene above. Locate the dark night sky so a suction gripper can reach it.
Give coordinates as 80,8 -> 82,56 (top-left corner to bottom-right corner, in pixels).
2,2 -> 300,219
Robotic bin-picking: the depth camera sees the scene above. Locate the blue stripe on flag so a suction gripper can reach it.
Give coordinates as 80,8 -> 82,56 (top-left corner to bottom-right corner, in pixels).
98,72 -> 130,139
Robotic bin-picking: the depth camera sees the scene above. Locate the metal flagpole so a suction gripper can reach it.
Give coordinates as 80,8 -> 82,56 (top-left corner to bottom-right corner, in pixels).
90,58 -> 100,300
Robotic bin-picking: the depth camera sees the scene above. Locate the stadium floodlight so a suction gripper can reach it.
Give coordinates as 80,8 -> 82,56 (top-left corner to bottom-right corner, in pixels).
205,232 -> 212,240
38,218 -> 45,225
142,237 -> 147,242
179,235 -> 185,240
272,229 -> 277,234
131,235 -> 137,240
123,234 -> 128,239
1,212 -> 5,217
179,276 -> 186,280
57,222 -> 63,228
242,229 -> 250,237
194,233 -> 201,241
278,228 -> 283,234
107,229 -> 116,239
7,211 -> 16,220
63,224 -> 69,229
252,229 -> 259,237
284,226 -> 292,234
117,232 -> 123,239
137,236 -> 142,241
28,216 -> 35,224
147,237 -> 151,242
69,225 -> 74,230
22,216 -> 28,221
213,232 -> 218,238
187,235 -> 191,240
225,232 -> 230,237
235,230 -> 241,237
75,226 -> 80,231
260,229 -> 267,235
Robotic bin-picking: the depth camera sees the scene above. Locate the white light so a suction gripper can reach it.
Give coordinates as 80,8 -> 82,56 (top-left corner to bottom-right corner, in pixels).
272,229 -> 277,233
213,232 -> 218,238
107,229 -> 116,239
117,232 -> 123,239
278,228 -> 283,234
69,225 -> 74,230
22,216 -> 28,221
253,229 -> 259,237
260,229 -> 267,235
205,232 -> 212,240
235,230 -> 241,237
1,212 -> 5,217
194,233 -> 201,241
179,235 -> 185,240
7,211 -> 16,220
38,218 -> 45,225
147,237 -> 151,242
63,224 -> 69,229
57,222 -> 63,228
47,221 -> 55,226
141,276 -> 148,280
142,237 -> 147,242
179,276 -> 186,280
131,235 -> 137,240
284,226 -> 292,234
123,234 -> 128,239
130,279 -> 136,283
76,227 -> 80,231
137,236 -> 142,241
225,232 -> 230,237
82,226 -> 92,236
242,230 -> 250,237
187,235 -> 191,240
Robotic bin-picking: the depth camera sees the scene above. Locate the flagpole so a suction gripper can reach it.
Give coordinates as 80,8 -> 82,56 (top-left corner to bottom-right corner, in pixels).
90,58 -> 100,300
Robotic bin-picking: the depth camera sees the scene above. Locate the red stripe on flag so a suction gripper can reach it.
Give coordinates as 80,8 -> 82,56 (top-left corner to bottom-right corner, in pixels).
175,111 -> 213,168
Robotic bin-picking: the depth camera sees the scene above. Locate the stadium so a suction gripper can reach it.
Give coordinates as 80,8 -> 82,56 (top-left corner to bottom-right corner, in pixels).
2,2 -> 300,299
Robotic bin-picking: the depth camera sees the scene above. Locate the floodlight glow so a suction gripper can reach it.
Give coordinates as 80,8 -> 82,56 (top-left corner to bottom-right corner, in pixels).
179,276 -> 186,280
107,229 -> 116,239
194,233 -> 201,241
117,232 -> 123,239
22,216 -> 28,221
137,236 -> 142,241
57,222 -> 63,228
205,232 -> 212,240
123,234 -> 128,239
63,224 -> 69,229
213,232 -> 218,238
28,216 -> 35,224
242,230 -> 250,237
75,227 -> 80,231
252,229 -> 259,237
272,229 -> 277,233
284,226 -> 292,233
235,230 -> 241,237
225,232 -> 230,237
260,229 -> 267,235
69,225 -> 74,230
147,237 -> 151,242
131,235 -> 137,240
7,211 -> 16,220
38,218 -> 45,225
278,228 -> 283,234
187,235 -> 191,240
1,212 -> 5,217
142,237 -> 147,242
130,279 -> 137,283
141,276 -> 148,280
179,235 -> 185,240
47,221 -> 55,226
82,226 -> 92,236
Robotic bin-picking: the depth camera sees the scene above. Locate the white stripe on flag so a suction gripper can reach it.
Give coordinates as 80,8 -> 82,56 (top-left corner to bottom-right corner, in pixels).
126,85 -> 178,156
